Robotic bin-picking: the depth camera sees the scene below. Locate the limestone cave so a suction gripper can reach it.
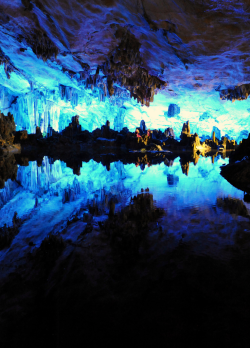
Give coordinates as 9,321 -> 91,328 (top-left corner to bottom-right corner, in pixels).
1,1 -> 250,347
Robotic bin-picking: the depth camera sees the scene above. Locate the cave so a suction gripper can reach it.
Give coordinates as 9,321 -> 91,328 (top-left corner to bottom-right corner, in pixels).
1,1 -> 250,347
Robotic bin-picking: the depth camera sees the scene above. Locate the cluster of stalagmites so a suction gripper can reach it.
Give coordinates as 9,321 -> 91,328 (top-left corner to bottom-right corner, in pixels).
9,116 -> 176,153
102,29 -> 165,106
0,112 -> 240,158
220,83 -> 250,102
180,120 -> 237,154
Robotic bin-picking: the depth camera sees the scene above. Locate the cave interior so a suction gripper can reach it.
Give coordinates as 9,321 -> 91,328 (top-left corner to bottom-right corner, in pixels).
1,1 -> 250,347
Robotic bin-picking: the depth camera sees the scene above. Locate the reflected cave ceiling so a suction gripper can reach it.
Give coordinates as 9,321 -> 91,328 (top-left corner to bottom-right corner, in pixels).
1,0 -> 250,139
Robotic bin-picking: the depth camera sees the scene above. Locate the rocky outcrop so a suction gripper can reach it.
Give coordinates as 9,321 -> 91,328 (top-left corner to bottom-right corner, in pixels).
164,127 -> 175,138
14,128 -> 43,146
229,133 -> 250,162
220,84 -> 250,102
211,126 -> 221,141
102,28 -> 166,106
220,133 -> 250,191
62,115 -> 81,137
0,112 -> 16,146
221,158 -> 250,193
13,130 -> 28,143
221,136 -> 236,150
204,131 -> 219,149
168,104 -> 180,117
180,121 -> 201,149
237,130 -> 249,144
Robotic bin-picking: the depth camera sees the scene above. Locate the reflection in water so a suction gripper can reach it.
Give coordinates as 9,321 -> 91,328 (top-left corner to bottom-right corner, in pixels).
0,154 -> 246,251
1,154 -> 250,346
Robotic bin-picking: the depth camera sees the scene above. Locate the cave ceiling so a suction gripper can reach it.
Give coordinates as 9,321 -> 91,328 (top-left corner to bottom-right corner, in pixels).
0,0 -> 250,138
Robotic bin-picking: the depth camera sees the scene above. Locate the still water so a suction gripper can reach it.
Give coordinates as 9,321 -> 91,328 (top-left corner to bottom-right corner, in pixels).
1,154 -> 250,347
0,154 -> 248,260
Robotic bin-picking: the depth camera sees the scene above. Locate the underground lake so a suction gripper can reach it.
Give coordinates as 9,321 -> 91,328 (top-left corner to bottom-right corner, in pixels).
1,0 -> 250,346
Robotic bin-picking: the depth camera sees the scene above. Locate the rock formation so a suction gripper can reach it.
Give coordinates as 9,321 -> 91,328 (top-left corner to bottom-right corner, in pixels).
0,112 -> 16,146
220,84 -> 250,102
102,28 -> 165,106
168,104 -> 180,117
0,154 -> 18,189
211,126 -> 221,141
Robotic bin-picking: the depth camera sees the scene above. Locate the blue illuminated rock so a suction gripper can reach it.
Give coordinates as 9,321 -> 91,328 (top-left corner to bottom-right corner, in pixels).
167,104 -> 180,118
0,1 -> 249,142
237,130 -> 249,144
211,126 -> 221,141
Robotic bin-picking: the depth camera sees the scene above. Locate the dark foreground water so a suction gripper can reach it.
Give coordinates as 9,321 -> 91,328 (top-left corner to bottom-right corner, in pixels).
0,154 -> 250,347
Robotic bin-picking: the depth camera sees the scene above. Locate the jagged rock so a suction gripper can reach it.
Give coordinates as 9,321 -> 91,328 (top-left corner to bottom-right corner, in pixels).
0,112 -> 16,145
62,116 -> 81,137
221,136 -> 236,150
181,121 -> 190,137
164,127 -> 175,138
102,29 -> 165,106
101,120 -> 111,139
140,120 -> 147,133
36,126 -> 42,137
152,129 -> 164,141
211,126 -> 221,140
167,104 -> 180,117
180,121 -> 193,145
220,83 -> 250,102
